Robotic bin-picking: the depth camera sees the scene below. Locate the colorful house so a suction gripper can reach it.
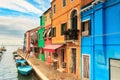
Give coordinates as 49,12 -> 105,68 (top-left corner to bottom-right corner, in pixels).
48,0 -> 81,78
26,31 -> 31,54
23,33 -> 26,53
81,0 -> 120,80
38,15 -> 45,61
25,27 -> 39,55
42,8 -> 52,62
30,27 -> 39,57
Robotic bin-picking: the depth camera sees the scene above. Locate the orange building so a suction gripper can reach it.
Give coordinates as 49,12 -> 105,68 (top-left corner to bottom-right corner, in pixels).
51,0 -> 81,78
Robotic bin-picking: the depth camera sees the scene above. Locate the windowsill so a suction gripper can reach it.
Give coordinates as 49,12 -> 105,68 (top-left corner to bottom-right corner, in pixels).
62,6 -> 66,8
82,31 -> 90,36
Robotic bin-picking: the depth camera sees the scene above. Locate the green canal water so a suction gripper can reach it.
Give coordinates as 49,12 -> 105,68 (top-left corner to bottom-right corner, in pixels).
0,46 -> 40,80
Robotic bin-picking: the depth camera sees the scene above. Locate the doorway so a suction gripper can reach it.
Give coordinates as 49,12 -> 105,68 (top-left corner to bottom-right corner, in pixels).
70,48 -> 76,74
82,55 -> 90,80
61,49 -> 65,68
110,59 -> 120,80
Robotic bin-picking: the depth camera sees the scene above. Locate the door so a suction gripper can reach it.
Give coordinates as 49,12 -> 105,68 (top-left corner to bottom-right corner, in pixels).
70,48 -> 76,74
61,49 -> 65,68
110,59 -> 120,80
82,55 -> 90,80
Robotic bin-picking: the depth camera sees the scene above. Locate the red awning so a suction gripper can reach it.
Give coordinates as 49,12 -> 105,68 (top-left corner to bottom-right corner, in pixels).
43,44 -> 63,52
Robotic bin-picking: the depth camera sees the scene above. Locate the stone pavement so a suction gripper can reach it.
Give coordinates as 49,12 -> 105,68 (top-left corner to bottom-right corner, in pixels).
17,50 -> 80,80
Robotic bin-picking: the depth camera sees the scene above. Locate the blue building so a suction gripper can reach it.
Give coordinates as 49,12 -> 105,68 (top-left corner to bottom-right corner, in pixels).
80,0 -> 120,80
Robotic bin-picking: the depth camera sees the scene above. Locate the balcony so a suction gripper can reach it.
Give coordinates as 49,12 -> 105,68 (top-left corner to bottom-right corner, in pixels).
64,29 -> 79,42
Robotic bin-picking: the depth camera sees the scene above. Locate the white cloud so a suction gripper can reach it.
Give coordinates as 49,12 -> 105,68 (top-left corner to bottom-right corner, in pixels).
0,16 -> 39,45
33,0 -> 50,11
0,0 -> 43,15
0,16 -> 39,31
50,0 -> 52,2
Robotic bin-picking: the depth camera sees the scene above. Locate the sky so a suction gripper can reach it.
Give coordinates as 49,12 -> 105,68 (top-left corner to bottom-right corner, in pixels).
0,0 -> 52,46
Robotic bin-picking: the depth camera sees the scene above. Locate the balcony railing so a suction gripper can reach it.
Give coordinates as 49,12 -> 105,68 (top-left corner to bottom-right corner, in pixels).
64,29 -> 79,41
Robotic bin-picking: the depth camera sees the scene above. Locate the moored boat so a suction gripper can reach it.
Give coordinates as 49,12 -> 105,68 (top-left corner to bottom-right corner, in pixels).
16,59 -> 27,66
18,66 -> 32,75
16,59 -> 26,64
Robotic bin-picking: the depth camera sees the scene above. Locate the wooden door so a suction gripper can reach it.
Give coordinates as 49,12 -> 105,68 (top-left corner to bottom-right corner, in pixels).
110,59 -> 120,80
82,55 -> 90,80
70,48 -> 76,74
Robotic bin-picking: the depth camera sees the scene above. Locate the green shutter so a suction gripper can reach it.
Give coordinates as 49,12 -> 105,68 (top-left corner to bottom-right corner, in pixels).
38,28 -> 45,48
40,17 -> 42,26
40,16 -> 45,27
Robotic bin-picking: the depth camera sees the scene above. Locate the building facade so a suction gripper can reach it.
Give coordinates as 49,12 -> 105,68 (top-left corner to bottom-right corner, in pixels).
25,28 -> 39,56
26,31 -> 31,54
50,0 -> 81,78
81,0 -> 120,80
42,8 -> 52,62
30,27 -> 39,57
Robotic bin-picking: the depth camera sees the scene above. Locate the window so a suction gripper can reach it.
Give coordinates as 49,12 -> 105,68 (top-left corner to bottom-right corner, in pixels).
82,20 -> 91,36
70,10 -> 77,30
53,5 -> 56,14
54,52 -> 58,59
52,27 -> 56,37
61,23 -> 67,35
45,16 -> 47,21
34,47 -> 39,53
49,12 -> 52,18
47,28 -> 52,38
62,0 -> 66,7
43,29 -> 47,39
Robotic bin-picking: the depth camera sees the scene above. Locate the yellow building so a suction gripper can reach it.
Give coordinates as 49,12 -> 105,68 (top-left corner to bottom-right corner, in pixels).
51,0 -> 81,78
42,8 -> 52,62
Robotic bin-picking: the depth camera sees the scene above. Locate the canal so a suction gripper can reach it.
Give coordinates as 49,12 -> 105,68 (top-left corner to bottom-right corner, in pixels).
0,46 -> 40,80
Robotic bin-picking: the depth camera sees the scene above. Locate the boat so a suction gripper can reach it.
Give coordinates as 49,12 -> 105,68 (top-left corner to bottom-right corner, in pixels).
0,53 -> 2,57
18,66 -> 32,75
1,46 -> 6,51
0,48 -> 2,53
0,50 -> 2,53
16,59 -> 26,64
13,54 -> 19,59
16,59 -> 27,66
15,56 -> 22,60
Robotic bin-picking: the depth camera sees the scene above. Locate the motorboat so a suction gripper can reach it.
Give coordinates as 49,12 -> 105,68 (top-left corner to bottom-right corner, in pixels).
16,59 -> 26,64
18,66 -> 32,75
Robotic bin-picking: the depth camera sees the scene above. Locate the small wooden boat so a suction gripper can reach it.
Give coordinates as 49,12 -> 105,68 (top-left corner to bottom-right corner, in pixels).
0,53 -> 2,57
18,66 -> 32,75
16,59 -> 26,64
16,59 -> 27,67
15,56 -> 22,60
0,50 -> 2,53
1,46 -> 6,51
